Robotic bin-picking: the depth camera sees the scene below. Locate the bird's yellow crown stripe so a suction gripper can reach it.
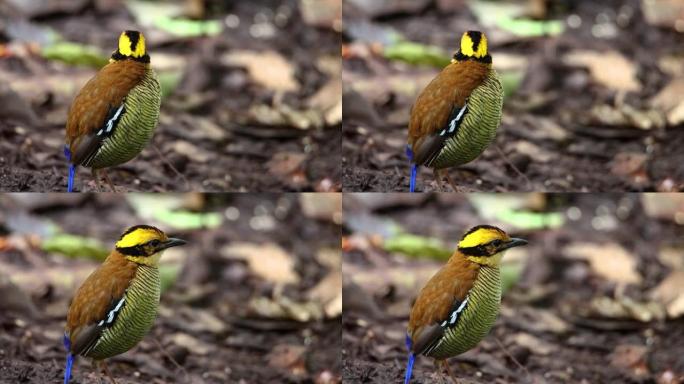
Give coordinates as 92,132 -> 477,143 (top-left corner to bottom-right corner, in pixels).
458,227 -> 503,248
116,228 -> 160,248
118,32 -> 146,58
460,33 -> 488,58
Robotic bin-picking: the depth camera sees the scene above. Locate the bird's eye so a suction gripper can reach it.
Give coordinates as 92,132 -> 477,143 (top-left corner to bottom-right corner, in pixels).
491,239 -> 502,247
149,239 -> 160,247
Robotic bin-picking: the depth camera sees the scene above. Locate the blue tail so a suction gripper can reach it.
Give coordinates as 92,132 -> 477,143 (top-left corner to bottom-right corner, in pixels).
406,145 -> 418,193
63,333 -> 73,384
404,334 -> 415,384
64,145 -> 75,192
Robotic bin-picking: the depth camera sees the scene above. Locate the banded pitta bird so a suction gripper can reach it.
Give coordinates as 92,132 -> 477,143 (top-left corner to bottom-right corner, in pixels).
404,225 -> 527,383
64,30 -> 161,192
63,225 -> 186,383
407,31 -> 503,192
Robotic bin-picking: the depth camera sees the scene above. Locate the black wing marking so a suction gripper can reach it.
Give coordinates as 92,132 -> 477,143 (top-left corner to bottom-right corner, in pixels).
413,102 -> 468,167
70,295 -> 126,356
411,295 -> 470,356
72,103 -> 126,167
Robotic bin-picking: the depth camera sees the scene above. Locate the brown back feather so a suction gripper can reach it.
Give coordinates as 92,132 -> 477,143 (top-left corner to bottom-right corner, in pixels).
65,60 -> 146,152
408,61 -> 489,151
407,251 -> 480,343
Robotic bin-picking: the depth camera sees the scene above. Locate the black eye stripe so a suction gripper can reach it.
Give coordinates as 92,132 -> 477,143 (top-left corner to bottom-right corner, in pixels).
116,245 -> 147,256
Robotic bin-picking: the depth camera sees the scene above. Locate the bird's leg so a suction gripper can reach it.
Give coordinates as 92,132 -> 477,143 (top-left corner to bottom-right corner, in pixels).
433,168 -> 445,192
100,169 -> 118,193
435,168 -> 463,193
441,169 -> 462,193
92,168 -> 103,192
99,360 -> 117,384
441,359 -> 459,384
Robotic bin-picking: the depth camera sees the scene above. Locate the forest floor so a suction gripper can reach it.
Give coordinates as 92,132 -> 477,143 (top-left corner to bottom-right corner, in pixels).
0,193 -> 342,383
0,0 -> 341,192
342,0 -> 684,192
342,193 -> 684,383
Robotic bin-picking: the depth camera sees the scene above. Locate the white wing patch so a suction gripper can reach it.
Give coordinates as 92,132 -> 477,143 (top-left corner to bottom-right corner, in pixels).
96,104 -> 125,136
439,103 -> 468,136
439,294 -> 469,328
97,296 -> 126,327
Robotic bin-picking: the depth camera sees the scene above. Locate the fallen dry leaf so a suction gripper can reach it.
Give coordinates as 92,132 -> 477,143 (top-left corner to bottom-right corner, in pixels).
658,246 -> 684,270
300,194 -> 342,223
651,77 -> 684,126
172,141 -> 211,163
511,141 -> 555,163
641,0 -> 684,31
563,50 -> 640,92
267,152 -> 307,179
610,344 -> 650,377
641,194 -> 684,222
650,270 -> 684,319
245,103 -> 324,129
222,50 -> 298,92
589,104 -> 665,130
221,242 -> 299,284
589,296 -> 666,322
563,242 -> 641,284
249,295 -> 323,321
169,333 -> 213,355
509,333 -> 557,355
267,344 -> 307,375
610,152 -> 648,177
307,249 -> 342,318
299,0 -> 342,30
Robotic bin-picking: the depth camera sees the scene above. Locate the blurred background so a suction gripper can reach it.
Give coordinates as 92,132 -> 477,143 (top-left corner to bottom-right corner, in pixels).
0,0 -> 341,192
342,0 -> 684,192
0,192 -> 341,383
342,193 -> 684,383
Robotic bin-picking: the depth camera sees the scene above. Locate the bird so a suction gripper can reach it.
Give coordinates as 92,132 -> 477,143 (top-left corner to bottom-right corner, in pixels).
406,31 -> 503,192
63,225 -> 186,384
404,225 -> 527,383
64,30 -> 161,192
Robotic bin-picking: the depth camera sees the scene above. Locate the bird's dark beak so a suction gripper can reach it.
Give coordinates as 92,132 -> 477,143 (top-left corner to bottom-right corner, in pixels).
159,238 -> 187,251
500,238 -> 527,251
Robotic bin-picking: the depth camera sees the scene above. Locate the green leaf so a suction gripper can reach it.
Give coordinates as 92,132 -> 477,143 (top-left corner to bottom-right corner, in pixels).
41,42 -> 108,68
500,69 -> 525,99
497,210 -> 564,230
154,16 -> 222,37
157,69 -> 183,100
501,262 -> 524,293
384,233 -> 452,260
160,263 -> 182,293
384,41 -> 450,68
126,194 -> 222,230
497,18 -> 564,37
153,210 -> 222,230
42,234 -> 109,260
